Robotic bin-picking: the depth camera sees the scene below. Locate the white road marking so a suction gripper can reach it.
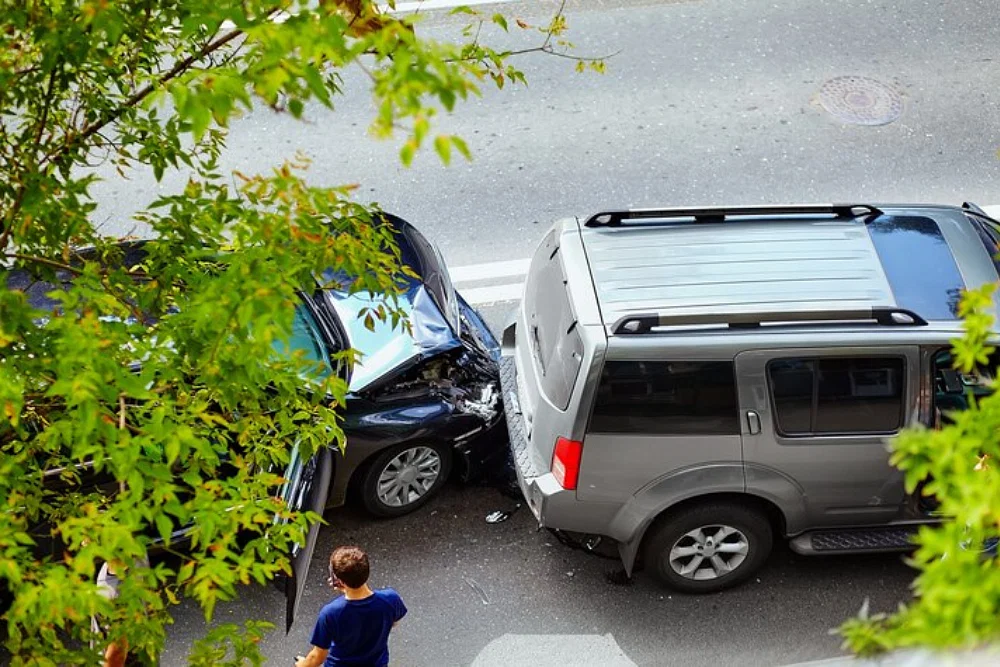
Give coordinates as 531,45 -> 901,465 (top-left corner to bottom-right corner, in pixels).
450,258 -> 531,284
388,0 -> 517,13
471,633 -> 637,666
450,257 -> 529,305
219,0 -> 516,30
458,282 -> 524,305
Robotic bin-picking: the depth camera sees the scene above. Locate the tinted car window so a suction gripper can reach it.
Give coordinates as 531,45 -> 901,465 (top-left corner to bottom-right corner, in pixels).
768,357 -> 904,436
866,216 -> 964,320
769,359 -> 814,434
590,361 -> 739,435
272,305 -> 334,380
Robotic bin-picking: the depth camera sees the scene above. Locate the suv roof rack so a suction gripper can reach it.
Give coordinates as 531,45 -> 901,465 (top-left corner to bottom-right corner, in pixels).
961,201 -> 1000,222
612,307 -> 927,335
584,204 -> 883,228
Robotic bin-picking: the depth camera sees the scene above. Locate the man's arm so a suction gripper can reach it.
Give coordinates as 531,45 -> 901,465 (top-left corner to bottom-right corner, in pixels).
294,646 -> 328,667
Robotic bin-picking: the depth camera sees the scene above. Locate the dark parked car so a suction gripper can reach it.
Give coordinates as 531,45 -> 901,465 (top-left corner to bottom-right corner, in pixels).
314,214 -> 504,516
2,213 -> 504,627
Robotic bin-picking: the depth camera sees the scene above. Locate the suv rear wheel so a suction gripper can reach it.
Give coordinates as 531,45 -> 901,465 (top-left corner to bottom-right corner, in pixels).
643,502 -> 773,593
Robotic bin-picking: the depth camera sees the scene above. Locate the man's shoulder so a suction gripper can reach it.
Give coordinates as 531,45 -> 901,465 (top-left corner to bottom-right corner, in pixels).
373,588 -> 402,603
319,596 -> 349,618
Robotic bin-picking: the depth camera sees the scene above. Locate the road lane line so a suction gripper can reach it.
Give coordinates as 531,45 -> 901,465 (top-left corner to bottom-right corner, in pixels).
219,0 -> 517,30
450,258 -> 530,285
459,282 -> 523,305
388,0 -> 517,13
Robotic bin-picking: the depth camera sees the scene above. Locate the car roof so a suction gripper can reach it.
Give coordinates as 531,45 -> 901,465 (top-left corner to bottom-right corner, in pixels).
575,204 -> 999,336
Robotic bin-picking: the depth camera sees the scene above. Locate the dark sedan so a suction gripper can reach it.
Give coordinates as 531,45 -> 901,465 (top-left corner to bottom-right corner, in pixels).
295,213 -> 505,517
2,213 -> 505,629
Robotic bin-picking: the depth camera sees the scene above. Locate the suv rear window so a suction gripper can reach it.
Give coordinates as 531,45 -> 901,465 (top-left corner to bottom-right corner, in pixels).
590,360 -> 739,435
768,357 -> 904,436
524,230 -> 583,410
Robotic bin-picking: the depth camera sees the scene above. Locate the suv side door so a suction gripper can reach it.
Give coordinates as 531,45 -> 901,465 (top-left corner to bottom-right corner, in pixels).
735,346 -> 919,529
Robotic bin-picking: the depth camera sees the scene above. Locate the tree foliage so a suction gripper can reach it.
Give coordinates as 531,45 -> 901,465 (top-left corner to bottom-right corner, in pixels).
0,1 -> 599,663
840,283 -> 1000,655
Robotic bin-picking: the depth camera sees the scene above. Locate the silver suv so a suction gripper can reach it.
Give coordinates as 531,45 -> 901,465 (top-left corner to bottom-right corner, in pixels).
500,203 -> 1000,593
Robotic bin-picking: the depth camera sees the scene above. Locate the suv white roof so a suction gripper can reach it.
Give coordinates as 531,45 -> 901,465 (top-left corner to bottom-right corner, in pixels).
575,204 -> 994,335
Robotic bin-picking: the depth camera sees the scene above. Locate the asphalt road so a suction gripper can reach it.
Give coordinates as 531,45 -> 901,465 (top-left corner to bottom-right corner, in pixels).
82,0 -> 1000,664
159,482 -> 915,667
91,0 -> 1000,266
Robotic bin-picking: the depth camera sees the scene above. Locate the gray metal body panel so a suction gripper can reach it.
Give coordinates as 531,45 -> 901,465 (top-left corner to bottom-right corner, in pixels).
581,205 -> 1000,333
586,220 -> 894,333
500,203 -> 1000,575
736,345 -> 920,531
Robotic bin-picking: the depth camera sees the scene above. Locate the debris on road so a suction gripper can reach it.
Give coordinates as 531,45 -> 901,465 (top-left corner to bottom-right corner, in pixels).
464,577 -> 490,605
485,503 -> 522,524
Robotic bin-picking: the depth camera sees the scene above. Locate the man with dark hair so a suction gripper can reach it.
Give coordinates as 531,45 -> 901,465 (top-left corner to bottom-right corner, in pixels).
295,546 -> 407,667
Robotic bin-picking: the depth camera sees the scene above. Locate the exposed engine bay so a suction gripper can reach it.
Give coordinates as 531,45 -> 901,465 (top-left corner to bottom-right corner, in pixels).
367,351 -> 501,424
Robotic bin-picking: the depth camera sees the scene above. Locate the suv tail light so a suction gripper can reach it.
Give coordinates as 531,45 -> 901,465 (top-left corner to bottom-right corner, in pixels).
551,437 -> 583,490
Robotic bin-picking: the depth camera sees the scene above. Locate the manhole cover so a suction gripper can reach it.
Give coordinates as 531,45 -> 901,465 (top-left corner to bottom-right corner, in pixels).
818,75 -> 902,126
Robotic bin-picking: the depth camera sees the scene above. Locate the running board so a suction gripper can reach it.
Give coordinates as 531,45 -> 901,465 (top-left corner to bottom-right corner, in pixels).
789,527 -> 919,555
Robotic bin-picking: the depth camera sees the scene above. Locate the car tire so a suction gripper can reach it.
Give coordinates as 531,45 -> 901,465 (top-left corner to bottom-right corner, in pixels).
643,502 -> 773,594
361,442 -> 452,518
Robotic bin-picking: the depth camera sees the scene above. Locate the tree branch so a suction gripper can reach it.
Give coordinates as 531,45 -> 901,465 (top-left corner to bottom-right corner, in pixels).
3,253 -> 82,275
0,62 -> 61,251
40,27 -> 247,171
125,2 -> 156,89
3,252 -> 152,280
542,0 -> 567,52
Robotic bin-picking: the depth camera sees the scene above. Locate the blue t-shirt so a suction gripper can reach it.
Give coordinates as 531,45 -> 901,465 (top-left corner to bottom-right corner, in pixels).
310,588 -> 407,667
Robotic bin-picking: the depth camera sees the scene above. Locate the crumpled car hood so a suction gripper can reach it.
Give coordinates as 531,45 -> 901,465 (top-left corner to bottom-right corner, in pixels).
322,284 -> 462,393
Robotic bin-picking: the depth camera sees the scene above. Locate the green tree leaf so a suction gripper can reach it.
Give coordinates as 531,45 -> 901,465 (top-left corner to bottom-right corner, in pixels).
434,135 -> 452,165
839,284 -> 1000,655
0,1 -> 596,663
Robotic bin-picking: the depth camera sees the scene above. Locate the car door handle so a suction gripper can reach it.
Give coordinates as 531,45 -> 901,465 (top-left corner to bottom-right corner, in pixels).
746,410 -> 761,435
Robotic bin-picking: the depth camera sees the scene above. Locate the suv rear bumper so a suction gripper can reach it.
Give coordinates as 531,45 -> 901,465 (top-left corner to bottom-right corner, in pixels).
499,355 -> 585,529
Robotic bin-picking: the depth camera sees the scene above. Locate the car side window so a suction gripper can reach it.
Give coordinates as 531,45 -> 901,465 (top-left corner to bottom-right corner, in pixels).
768,357 -> 904,436
274,305 -> 334,380
589,360 -> 739,435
